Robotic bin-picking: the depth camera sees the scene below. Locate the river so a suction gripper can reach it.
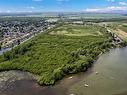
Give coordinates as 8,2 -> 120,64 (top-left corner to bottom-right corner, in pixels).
0,47 -> 127,95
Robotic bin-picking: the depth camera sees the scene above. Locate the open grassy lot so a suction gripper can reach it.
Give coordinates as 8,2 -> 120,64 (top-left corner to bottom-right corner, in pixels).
113,29 -> 127,41
0,24 -> 115,85
119,24 -> 127,33
106,22 -> 127,42
49,24 -> 103,36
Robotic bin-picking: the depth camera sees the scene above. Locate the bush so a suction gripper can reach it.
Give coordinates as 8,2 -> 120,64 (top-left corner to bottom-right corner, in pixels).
37,73 -> 55,86
52,68 -> 64,80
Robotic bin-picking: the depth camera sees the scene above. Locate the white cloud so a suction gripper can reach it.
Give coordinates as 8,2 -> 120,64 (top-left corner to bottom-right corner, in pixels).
83,6 -> 127,12
119,2 -> 127,5
6,10 -> 11,13
107,0 -> 115,2
27,6 -> 35,9
30,6 -> 35,9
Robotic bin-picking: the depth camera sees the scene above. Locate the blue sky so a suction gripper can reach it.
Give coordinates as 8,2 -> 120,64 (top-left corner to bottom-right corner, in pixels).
0,0 -> 127,13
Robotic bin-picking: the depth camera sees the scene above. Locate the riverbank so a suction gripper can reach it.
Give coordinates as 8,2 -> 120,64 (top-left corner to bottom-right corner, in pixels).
1,47 -> 127,95
0,24 -> 126,86
68,47 -> 127,95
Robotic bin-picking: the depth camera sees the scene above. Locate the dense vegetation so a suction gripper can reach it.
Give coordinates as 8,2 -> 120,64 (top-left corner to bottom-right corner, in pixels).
0,24 -> 118,85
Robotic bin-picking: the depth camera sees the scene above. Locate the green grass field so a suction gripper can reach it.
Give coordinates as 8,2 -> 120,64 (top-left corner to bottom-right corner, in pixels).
119,24 -> 127,33
106,22 -> 127,42
0,24 -> 115,85
107,22 -> 127,33
49,24 -> 103,36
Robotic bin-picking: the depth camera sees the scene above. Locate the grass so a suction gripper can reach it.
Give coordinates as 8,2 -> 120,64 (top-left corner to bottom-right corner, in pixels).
119,25 -> 127,33
49,24 -> 103,36
0,24 -> 115,85
106,22 -> 127,42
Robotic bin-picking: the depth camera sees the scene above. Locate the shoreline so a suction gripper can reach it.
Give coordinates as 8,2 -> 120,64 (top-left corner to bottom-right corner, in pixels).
0,46 -> 126,88
0,23 -> 126,86
0,45 -> 127,95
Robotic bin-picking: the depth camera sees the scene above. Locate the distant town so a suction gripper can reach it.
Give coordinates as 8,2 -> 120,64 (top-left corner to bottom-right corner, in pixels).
0,17 -> 58,49
0,13 -> 127,51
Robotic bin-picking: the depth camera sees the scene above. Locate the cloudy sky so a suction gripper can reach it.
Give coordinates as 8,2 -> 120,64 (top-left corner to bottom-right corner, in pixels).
0,0 -> 127,13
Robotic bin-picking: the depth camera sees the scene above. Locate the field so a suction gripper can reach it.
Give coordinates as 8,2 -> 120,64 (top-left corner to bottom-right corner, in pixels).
49,24 -> 103,36
0,24 -> 115,85
106,22 -> 127,42
119,24 -> 127,33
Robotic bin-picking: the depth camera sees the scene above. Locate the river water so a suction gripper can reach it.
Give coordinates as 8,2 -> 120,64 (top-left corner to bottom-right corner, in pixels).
0,47 -> 127,95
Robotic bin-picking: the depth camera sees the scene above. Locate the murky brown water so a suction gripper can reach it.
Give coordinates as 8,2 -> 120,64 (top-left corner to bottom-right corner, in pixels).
0,47 -> 127,95
68,47 -> 127,95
